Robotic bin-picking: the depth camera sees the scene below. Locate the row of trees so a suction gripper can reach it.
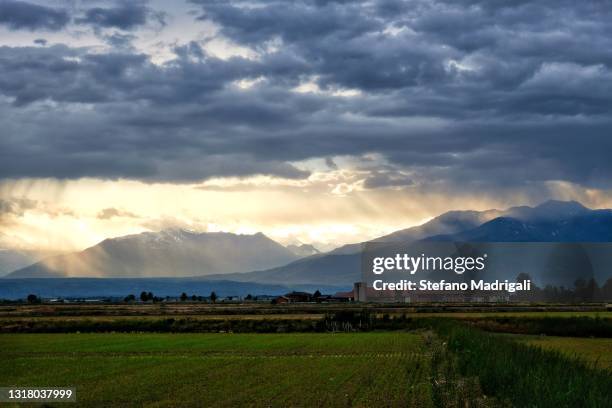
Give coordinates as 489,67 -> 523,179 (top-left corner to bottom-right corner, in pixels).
123,291 -> 220,303
179,291 -> 218,302
514,273 -> 612,302
23,292 -> 256,304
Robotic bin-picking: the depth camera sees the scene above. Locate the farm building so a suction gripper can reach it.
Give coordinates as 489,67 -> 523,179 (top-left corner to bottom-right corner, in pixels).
284,291 -> 313,302
273,296 -> 290,304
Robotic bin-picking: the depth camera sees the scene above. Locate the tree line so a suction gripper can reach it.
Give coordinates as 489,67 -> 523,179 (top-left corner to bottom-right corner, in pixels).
122,291 -> 220,303
514,273 -> 612,302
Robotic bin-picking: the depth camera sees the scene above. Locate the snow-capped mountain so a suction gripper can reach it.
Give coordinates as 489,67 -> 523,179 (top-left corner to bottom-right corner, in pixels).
7,229 -> 299,278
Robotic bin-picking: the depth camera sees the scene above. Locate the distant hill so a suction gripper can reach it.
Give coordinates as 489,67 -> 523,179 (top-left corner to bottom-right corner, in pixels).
212,200 -> 612,286
210,253 -> 360,286
376,209 -> 502,242
429,201 -> 612,242
209,206 -> 505,285
503,200 -> 590,222
324,208 -> 501,256
7,229 -> 299,278
286,244 -> 321,257
0,249 -> 61,277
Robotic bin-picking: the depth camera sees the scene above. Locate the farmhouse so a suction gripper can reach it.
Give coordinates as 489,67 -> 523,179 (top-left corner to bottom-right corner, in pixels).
273,291 -> 354,304
273,291 -> 314,303
284,291 -> 313,302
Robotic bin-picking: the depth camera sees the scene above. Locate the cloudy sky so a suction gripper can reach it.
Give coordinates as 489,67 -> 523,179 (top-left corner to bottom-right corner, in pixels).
1,0 -> 612,252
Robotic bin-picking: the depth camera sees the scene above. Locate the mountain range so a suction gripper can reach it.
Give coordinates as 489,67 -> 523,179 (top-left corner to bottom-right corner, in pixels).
4,200 -> 612,289
208,200 -> 612,286
6,229 -> 299,278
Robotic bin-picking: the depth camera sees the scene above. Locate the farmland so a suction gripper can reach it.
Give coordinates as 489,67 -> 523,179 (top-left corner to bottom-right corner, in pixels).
435,320 -> 612,407
512,334 -> 612,370
1,303 -> 611,407
1,332 -> 434,407
1,303 -> 611,334
1,303 -> 610,318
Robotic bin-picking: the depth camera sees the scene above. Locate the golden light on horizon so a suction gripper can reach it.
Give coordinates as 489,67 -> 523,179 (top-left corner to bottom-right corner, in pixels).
3,170 -> 611,253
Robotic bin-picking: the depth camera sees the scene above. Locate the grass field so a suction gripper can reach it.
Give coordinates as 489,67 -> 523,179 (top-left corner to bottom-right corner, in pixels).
2,306 -> 612,407
3,308 -> 611,335
436,321 -> 612,407
511,334 -> 612,370
1,303 -> 610,319
0,333 -> 433,407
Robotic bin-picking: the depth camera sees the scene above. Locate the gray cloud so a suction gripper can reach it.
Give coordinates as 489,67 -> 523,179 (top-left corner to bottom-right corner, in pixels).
77,1 -> 163,31
0,0 -> 70,31
103,32 -> 137,49
194,0 -> 381,46
0,0 -> 611,190
325,157 -> 338,170
363,171 -> 414,190
0,198 -> 37,218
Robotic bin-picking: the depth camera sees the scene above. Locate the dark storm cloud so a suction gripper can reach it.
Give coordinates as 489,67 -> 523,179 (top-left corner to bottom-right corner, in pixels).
1,0 -> 612,188
0,0 -> 69,31
194,0 -> 381,46
78,1 -> 165,31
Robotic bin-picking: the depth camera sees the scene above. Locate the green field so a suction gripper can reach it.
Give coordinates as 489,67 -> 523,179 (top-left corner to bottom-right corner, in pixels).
2,303 -> 610,319
3,308 -> 612,335
2,307 -> 612,407
1,333 -> 433,407
511,334 -> 612,370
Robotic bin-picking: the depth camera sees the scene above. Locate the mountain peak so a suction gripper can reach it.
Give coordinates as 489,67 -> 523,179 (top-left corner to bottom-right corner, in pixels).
535,200 -> 589,212
529,200 -> 590,220
8,228 -> 298,278
503,200 -> 590,222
